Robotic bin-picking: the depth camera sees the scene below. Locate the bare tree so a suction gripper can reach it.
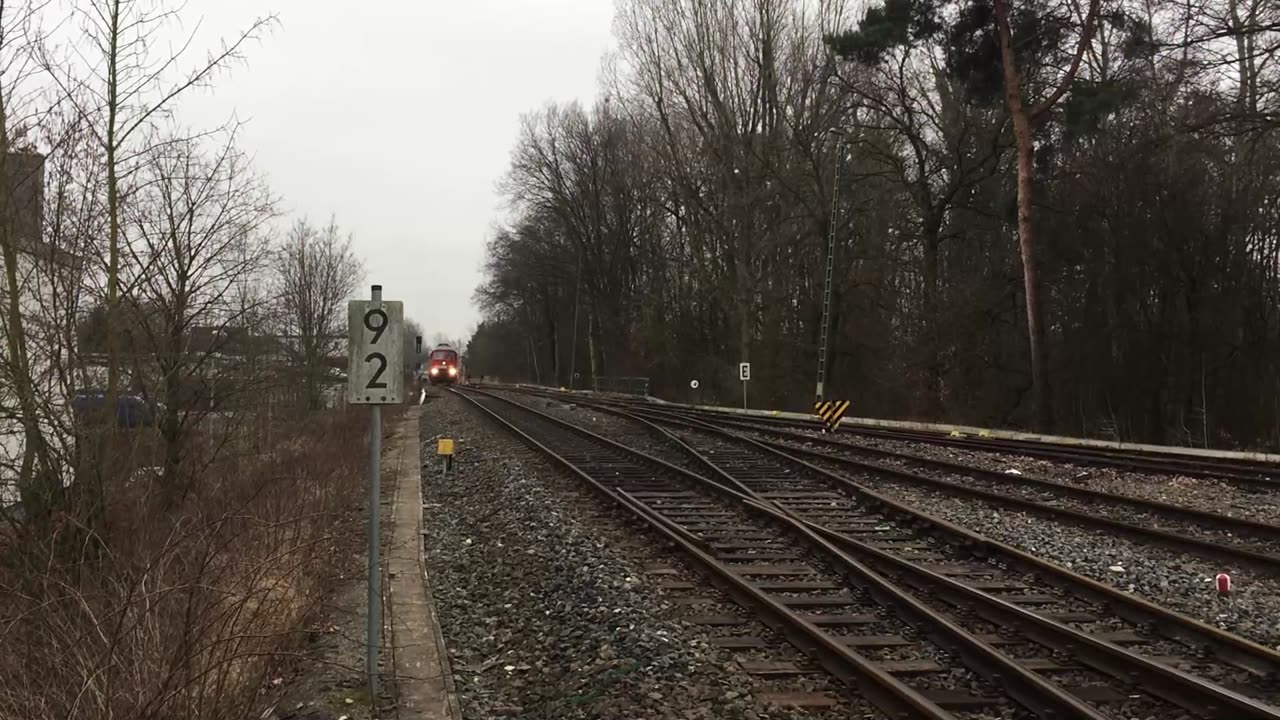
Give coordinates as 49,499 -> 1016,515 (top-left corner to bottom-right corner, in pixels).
826,30 -> 1008,415
0,0 -> 84,521
992,0 -> 1101,431
611,0 -> 861,398
467,0 -> 1280,445
0,5 -> 390,719
429,331 -> 466,349
122,127 -> 276,502
274,217 -> 364,411
43,0 -> 276,410
0,150 -> 62,517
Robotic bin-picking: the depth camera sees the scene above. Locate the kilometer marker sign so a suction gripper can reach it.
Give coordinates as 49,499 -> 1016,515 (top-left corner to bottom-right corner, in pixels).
348,298 -> 404,404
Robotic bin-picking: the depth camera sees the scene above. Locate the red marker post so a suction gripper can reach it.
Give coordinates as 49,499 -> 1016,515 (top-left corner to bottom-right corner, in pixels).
1215,572 -> 1232,596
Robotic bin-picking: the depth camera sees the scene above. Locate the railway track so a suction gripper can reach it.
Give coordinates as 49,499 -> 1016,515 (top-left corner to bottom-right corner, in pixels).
846,426 -> 1280,488
486,385 -> 1280,490
632,406 -> 1280,574
693,409 -> 1279,491
458,388 -> 1013,717
459,387 -> 1280,719
489,386 -> 1280,574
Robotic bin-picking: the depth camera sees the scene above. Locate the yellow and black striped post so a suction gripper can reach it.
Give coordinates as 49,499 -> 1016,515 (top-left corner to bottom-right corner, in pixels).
813,400 -> 851,431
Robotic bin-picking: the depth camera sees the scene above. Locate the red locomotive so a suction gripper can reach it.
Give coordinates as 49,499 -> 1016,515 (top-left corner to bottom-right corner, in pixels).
425,342 -> 463,385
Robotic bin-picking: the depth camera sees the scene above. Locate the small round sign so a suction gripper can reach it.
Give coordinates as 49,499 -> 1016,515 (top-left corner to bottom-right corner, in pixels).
690,379 -> 700,389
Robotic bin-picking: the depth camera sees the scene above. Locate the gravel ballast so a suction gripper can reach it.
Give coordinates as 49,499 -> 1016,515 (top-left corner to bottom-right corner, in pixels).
752,434 -> 1278,561
877,488 -> 1280,650
420,391 -> 877,719
838,432 -> 1280,524
496,393 -> 709,474
504,393 -> 1280,653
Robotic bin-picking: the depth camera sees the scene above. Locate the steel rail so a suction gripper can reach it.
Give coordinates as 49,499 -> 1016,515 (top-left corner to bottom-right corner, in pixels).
495,384 -> 1280,489
690,413 -> 1280,543
457,388 -> 1149,718
854,426 -> 1280,479
604,406 -> 1280,718
471,386 -> 1280,717
612,487 -> 963,720
626,406 -> 1280,573
607,409 -> 1131,719
500,386 -> 1280,569
632,408 -> 1280,717
450,388 -> 956,719
526,392 -> 1280,680
656,400 -> 1280,489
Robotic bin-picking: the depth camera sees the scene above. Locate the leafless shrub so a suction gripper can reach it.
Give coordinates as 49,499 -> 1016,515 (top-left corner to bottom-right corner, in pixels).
0,408 -> 367,720
0,3 -> 374,717
273,218 -> 365,412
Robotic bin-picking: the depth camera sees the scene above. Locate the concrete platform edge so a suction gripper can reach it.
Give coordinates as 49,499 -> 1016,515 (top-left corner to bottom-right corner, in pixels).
385,407 -> 461,720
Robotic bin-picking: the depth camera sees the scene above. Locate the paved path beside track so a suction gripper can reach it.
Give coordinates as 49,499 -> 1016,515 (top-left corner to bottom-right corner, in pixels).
384,406 -> 461,720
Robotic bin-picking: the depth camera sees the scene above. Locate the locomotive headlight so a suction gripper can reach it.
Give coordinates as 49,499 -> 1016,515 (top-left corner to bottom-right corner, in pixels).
430,367 -> 439,375
448,366 -> 458,376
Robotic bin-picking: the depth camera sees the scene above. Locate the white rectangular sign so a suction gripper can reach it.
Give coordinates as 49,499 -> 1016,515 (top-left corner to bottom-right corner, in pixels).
739,362 -> 750,381
348,300 -> 404,404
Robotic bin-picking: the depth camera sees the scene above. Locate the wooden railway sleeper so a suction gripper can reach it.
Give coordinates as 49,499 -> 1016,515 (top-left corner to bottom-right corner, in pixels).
465,389 -> 1122,719
636,408 -> 1280,717
617,403 -> 1280,677
454,389 -> 956,719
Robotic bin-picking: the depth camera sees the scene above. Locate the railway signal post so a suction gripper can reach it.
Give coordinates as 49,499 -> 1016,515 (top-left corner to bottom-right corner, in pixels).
347,284 -> 404,701
739,362 -> 750,409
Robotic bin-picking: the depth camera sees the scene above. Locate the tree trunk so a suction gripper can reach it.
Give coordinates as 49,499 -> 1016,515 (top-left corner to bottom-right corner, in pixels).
586,308 -> 599,384
0,149 -> 57,516
921,214 -> 943,418
994,0 -> 1053,431
992,0 -> 1099,431
569,254 -> 582,388
542,291 -> 558,384
161,315 -> 185,500
105,0 -> 122,410
527,334 -> 541,384
305,339 -> 322,410
1010,110 -> 1052,431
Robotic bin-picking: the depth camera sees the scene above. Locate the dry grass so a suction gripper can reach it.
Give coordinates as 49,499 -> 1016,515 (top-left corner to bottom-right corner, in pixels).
0,407 -> 368,720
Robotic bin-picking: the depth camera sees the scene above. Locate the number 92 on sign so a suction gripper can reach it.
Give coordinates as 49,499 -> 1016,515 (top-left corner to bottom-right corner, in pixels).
348,299 -> 405,404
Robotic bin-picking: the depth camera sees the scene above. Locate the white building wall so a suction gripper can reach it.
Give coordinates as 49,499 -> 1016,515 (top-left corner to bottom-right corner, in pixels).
0,152 -> 65,507
0,249 -> 70,504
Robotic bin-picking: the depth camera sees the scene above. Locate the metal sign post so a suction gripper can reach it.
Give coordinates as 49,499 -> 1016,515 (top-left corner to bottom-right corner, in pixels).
347,285 -> 404,703
816,129 -> 849,404
739,362 -> 750,409
414,335 -> 424,400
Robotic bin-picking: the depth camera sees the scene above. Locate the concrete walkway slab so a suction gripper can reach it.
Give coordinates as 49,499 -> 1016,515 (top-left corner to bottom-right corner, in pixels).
384,406 -> 460,720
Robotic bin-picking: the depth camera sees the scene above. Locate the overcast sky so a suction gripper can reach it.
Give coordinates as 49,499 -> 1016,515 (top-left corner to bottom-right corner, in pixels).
174,0 -> 616,342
